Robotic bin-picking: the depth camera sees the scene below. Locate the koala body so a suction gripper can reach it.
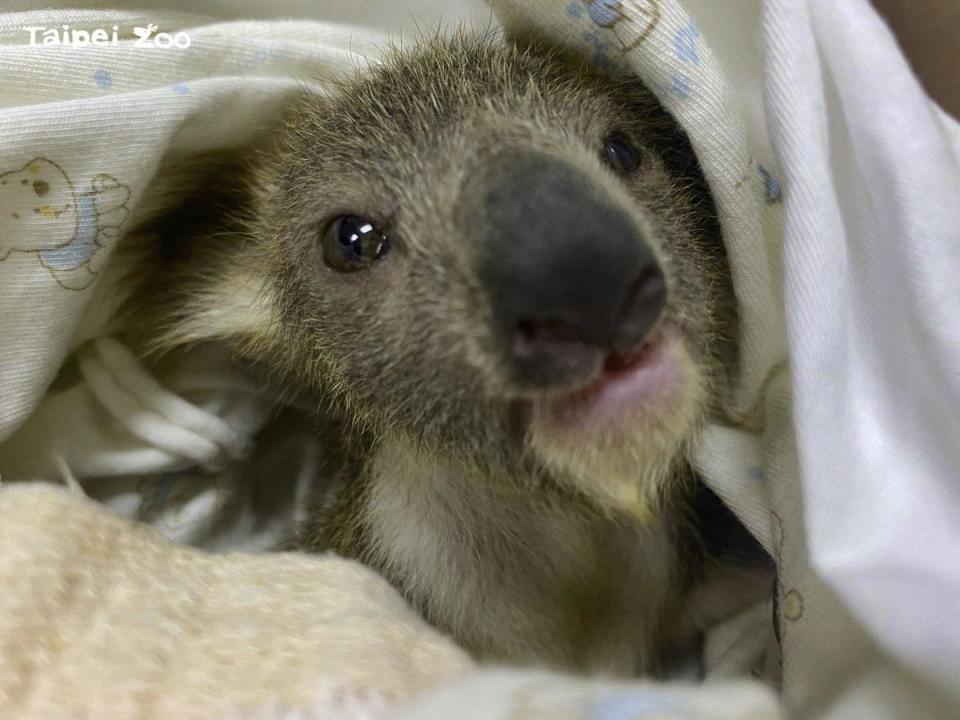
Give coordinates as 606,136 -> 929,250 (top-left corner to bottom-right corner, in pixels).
119,34 -> 767,675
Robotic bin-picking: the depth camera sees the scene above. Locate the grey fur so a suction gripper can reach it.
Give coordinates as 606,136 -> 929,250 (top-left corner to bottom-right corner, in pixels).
116,32 -> 767,676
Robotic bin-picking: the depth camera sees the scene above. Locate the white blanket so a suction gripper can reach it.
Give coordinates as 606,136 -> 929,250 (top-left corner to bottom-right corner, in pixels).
765,0 -> 960,713
0,1 -> 958,718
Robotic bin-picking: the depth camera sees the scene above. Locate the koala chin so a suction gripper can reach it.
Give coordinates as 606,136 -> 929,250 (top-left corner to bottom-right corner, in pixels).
116,33 -> 771,676
528,326 -> 706,519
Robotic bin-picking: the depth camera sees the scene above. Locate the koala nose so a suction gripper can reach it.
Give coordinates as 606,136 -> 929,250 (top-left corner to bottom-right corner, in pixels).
464,150 -> 667,387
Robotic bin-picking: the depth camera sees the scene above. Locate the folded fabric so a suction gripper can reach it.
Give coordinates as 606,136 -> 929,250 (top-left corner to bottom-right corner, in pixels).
0,483 -> 474,720
391,669 -> 781,720
0,9 -> 388,550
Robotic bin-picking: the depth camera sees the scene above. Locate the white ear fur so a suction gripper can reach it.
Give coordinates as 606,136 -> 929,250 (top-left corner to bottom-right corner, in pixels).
166,263 -> 277,348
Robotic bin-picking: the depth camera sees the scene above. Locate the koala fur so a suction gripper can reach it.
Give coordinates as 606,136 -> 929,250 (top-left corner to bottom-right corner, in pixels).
115,33 -> 770,676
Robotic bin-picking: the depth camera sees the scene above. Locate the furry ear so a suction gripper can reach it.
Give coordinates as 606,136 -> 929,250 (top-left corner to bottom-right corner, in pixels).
110,153 -> 279,356
502,23 -> 587,66
151,256 -> 277,352
492,3 -> 591,65
487,1 -> 536,45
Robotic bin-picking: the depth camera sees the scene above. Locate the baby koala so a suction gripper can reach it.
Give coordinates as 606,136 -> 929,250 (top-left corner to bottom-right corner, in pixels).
123,33 -> 766,676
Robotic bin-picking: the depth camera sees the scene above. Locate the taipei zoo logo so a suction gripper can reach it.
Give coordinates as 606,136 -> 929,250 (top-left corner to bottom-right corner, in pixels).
25,23 -> 191,49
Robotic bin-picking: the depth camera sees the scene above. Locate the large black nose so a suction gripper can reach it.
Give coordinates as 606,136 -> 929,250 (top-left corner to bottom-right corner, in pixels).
463,150 -> 667,387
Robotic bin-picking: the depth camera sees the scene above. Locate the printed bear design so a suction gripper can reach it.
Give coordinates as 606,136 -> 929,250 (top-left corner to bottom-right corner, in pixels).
0,157 -> 130,290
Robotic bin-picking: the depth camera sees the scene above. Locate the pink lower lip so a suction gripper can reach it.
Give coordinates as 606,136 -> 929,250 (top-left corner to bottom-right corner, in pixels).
541,326 -> 683,427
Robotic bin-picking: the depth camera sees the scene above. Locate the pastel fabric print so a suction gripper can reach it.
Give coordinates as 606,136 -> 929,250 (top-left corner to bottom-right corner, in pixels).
587,694 -> 685,720
577,0 -> 662,53
673,18 -> 700,65
670,19 -> 700,99
756,165 -> 782,204
94,68 -> 113,89
0,157 -> 130,290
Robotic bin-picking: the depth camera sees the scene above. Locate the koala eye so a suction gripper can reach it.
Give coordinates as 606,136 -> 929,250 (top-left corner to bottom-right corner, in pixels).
323,215 -> 390,272
603,133 -> 642,174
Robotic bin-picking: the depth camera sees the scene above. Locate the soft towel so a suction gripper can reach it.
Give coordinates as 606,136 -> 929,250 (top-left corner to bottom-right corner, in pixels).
0,483 -> 474,719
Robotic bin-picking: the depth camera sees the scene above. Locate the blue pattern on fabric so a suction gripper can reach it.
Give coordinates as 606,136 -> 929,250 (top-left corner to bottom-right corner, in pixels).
587,0 -> 623,27
94,68 -> 112,88
38,194 -> 98,269
758,165 -> 783,203
588,693 -> 686,720
674,19 -> 701,65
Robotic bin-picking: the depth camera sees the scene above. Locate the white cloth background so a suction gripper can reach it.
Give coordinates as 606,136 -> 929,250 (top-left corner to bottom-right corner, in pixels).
764,0 -> 960,712
0,8 -> 394,550
0,1 -> 957,718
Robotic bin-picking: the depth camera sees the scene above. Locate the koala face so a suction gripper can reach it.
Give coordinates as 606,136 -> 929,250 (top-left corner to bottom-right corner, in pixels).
229,37 -> 734,514
0,158 -> 78,253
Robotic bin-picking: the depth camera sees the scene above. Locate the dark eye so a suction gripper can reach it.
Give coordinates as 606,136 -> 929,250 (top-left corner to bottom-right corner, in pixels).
323,215 -> 390,272
603,133 -> 642,174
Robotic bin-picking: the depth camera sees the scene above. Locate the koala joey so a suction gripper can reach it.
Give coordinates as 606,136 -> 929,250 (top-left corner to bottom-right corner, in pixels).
119,33 -> 771,676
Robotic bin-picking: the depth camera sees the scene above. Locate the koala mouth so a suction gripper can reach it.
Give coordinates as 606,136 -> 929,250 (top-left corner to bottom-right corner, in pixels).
603,332 -> 665,376
541,324 -> 686,429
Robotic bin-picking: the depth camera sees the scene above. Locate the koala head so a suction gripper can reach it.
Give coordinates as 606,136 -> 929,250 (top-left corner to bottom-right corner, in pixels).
159,35 -> 735,515
0,158 -> 78,252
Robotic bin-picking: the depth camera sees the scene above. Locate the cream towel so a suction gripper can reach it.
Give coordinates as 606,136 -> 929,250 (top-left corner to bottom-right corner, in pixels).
0,483 -> 473,719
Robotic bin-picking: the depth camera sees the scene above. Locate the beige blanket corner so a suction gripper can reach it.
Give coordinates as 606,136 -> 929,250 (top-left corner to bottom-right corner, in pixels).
0,482 -> 474,719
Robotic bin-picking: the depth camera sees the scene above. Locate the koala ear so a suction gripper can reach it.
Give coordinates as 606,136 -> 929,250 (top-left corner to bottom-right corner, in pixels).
162,260 -> 278,350
116,151 -> 280,353
501,23 -> 564,55
119,232 -> 279,355
489,1 -> 532,43
498,18 -> 602,77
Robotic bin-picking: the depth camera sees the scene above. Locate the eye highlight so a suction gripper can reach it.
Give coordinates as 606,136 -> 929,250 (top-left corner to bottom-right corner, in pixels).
603,133 -> 642,175
323,215 -> 390,272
